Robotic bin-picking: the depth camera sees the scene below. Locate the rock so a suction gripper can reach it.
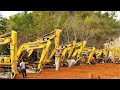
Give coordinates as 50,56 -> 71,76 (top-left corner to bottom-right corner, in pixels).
89,73 -> 101,79
67,59 -> 76,67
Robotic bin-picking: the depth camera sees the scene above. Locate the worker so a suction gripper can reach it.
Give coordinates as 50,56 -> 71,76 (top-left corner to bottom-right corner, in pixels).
80,56 -> 85,63
55,49 -> 62,71
20,60 -> 27,78
106,56 -> 111,63
97,56 -> 101,63
108,51 -> 112,59
101,54 -> 105,63
115,54 -> 119,63
90,56 -> 95,65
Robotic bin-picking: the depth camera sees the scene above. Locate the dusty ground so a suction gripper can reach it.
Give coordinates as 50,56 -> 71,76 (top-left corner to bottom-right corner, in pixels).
16,63 -> 120,79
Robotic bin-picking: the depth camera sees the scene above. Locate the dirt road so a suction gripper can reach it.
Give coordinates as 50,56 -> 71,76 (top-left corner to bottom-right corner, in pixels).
16,63 -> 120,79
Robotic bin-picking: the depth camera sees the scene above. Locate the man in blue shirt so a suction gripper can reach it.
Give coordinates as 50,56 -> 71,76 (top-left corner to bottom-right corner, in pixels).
20,60 -> 27,78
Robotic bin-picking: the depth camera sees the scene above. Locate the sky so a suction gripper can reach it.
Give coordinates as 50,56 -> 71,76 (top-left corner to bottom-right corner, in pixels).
0,11 -> 32,18
0,11 -> 120,20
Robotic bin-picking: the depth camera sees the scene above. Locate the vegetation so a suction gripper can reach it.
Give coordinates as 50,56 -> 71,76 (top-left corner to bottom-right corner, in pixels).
0,11 -> 120,49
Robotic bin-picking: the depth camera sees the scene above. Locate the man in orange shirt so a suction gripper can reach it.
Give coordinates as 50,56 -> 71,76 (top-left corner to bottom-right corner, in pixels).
90,56 -> 95,65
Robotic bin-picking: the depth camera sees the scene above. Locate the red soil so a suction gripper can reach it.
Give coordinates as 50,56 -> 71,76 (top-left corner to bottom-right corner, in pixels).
16,63 -> 120,79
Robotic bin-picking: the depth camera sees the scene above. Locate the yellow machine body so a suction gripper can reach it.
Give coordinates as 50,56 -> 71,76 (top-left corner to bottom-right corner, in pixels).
35,29 -> 62,63
0,56 -> 11,64
0,30 -> 18,78
81,47 -> 95,64
60,41 -> 76,62
72,41 -> 86,59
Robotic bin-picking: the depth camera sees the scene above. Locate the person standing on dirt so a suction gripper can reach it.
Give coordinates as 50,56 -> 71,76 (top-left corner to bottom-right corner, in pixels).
97,56 -> 101,63
106,56 -> 111,63
55,49 -> 62,71
20,60 -> 27,78
91,56 -> 95,65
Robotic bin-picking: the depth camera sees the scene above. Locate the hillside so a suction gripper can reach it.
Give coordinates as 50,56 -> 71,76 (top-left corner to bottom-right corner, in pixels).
104,36 -> 120,48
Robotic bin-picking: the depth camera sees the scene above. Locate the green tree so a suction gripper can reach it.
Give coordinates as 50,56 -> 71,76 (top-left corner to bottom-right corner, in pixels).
1,11 -> 120,49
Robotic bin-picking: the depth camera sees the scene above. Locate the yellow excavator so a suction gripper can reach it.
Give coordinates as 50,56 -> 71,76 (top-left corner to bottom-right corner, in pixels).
27,29 -> 62,70
0,30 -> 18,79
18,29 -> 62,72
71,41 -> 86,60
16,39 -> 52,73
66,40 -> 87,66
98,47 -> 116,63
95,48 -> 111,63
60,41 -> 76,61
104,48 -> 110,58
0,30 -> 52,78
81,47 -> 95,64
57,40 -> 86,67
95,49 -> 102,59
115,48 -> 120,64
58,41 -> 76,67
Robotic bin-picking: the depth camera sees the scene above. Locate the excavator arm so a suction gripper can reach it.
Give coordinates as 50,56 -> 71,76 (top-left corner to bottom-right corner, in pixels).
60,41 -> 76,62
0,30 -> 18,79
103,48 -> 109,59
17,42 -> 45,59
96,51 -> 102,59
67,41 -> 76,59
118,48 -> 120,60
35,29 -> 62,48
86,47 -> 95,64
17,40 -> 51,72
72,41 -> 86,59
27,29 -> 62,63
0,38 -> 11,45
37,40 -> 51,72
82,47 -> 95,64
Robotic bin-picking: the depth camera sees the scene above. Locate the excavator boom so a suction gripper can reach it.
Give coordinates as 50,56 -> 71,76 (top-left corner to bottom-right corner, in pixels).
0,30 -> 18,79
